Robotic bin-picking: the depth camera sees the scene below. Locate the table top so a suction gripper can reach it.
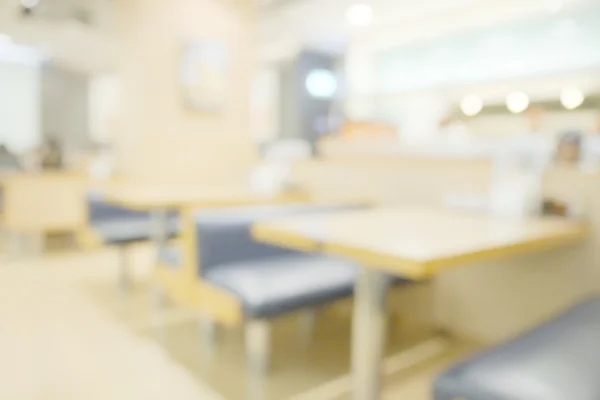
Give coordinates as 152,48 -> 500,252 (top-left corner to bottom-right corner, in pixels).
102,183 -> 308,211
253,207 -> 588,279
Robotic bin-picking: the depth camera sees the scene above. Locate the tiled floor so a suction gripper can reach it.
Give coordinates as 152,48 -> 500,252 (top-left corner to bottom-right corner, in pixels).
2,243 -> 480,400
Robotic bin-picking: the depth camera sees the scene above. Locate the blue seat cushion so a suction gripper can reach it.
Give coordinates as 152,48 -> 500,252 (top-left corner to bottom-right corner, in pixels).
205,255 -> 358,319
93,216 -> 180,244
88,194 -> 150,222
434,296 -> 600,400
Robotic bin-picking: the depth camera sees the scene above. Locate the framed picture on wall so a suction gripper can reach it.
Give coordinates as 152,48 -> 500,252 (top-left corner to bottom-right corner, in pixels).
180,40 -> 229,113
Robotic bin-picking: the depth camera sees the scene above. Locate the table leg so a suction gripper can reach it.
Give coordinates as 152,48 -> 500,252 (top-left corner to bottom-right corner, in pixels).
151,209 -> 168,267
352,267 -> 390,400
150,209 -> 169,338
117,245 -> 131,292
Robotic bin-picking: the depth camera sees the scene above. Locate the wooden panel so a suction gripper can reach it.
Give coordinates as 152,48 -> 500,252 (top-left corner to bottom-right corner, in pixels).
1,172 -> 88,234
291,157 -> 492,205
114,133 -> 259,185
116,0 -> 257,185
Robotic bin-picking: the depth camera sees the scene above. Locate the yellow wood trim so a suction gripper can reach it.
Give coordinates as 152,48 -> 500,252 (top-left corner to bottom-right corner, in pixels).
76,227 -> 104,250
253,210 -> 588,280
154,264 -> 192,305
153,207 -> 197,306
323,227 -> 588,279
154,206 -> 243,326
188,281 -> 243,326
3,226 -> 89,235
101,191 -> 313,212
181,206 -> 199,279
323,241 -> 430,280
0,170 -> 87,181
251,224 -> 320,254
420,227 -> 589,276
250,200 -> 373,254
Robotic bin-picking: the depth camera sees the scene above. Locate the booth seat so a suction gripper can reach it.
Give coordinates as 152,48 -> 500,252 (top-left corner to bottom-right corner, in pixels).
89,193 -> 180,289
157,203 -> 366,375
89,194 -> 180,244
434,296 -> 600,400
204,254 -> 355,319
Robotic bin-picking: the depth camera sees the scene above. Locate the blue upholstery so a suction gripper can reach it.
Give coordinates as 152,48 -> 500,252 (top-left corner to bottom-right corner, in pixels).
89,191 -> 150,222
194,203 -> 362,276
89,197 -> 149,222
186,204 -> 366,318
434,296 -> 600,400
89,193 -> 180,244
94,217 -> 181,244
205,255 -> 358,318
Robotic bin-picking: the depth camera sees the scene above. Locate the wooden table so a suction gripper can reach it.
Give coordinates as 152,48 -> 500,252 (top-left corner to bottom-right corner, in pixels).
103,183 -> 308,249
102,184 -> 306,211
102,183 -> 309,286
253,206 -> 588,399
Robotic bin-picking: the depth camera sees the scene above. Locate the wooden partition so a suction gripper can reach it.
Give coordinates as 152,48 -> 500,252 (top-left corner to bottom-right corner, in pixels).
292,156 -> 492,205
433,167 -> 599,343
114,133 -> 259,185
291,156 -> 600,344
1,172 -> 88,234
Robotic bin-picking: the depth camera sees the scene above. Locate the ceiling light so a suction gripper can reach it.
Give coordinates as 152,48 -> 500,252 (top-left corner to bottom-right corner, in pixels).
21,0 -> 39,8
460,95 -> 483,117
560,87 -> 584,110
305,69 -> 337,99
346,4 -> 373,27
506,92 -> 530,114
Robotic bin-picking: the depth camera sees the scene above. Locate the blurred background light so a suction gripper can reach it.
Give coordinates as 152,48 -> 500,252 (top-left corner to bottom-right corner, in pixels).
346,4 -> 374,27
0,33 -> 12,46
557,19 -> 579,40
560,87 -> 585,110
506,91 -> 530,114
460,95 -> 484,116
21,0 -> 40,8
546,0 -> 564,13
305,69 -> 337,99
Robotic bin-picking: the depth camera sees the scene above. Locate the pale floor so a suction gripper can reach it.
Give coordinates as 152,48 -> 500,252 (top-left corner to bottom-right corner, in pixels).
0,243 -> 479,399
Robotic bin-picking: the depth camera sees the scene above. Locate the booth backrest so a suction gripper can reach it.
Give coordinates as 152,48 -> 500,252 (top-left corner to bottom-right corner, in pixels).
194,203 -> 363,276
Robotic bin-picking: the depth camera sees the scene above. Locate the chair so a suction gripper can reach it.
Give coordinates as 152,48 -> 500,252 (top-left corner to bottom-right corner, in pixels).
434,296 -> 600,400
156,203 -> 363,375
89,192 -> 180,289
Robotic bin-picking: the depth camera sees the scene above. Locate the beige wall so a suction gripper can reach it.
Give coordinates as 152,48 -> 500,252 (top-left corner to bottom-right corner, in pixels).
114,0 -> 257,183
